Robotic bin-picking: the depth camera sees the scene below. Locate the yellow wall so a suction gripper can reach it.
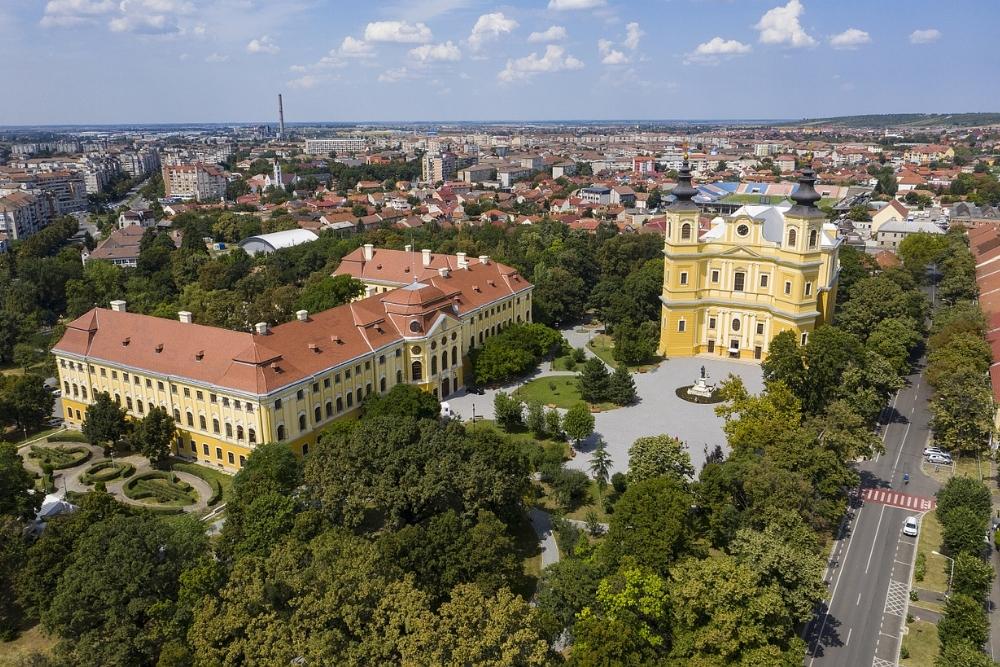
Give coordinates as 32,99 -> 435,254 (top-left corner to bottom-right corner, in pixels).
658,206 -> 838,362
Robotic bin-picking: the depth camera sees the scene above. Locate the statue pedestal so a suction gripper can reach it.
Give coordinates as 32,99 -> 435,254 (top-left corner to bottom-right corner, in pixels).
687,378 -> 715,399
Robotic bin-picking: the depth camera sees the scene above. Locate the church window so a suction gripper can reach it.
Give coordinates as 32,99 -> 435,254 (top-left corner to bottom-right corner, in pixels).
681,223 -> 691,240
787,228 -> 797,247
679,272 -> 688,285
733,272 -> 745,292
677,319 -> 686,333
809,229 -> 818,248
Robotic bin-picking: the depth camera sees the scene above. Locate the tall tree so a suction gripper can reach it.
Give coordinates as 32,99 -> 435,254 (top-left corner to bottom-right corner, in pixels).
589,439 -> 612,495
627,434 -> 694,485
81,391 -> 128,450
129,406 -> 175,467
605,476 -> 698,573
562,403 -> 594,445
0,441 -> 41,521
607,366 -> 638,406
578,358 -> 610,404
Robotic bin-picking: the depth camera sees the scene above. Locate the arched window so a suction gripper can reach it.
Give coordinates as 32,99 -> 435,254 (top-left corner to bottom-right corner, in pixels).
732,318 -> 741,332
808,229 -> 818,248
302,443 -> 309,457
276,424 -> 285,440
336,397 -> 343,412
236,425 -> 244,440
212,418 -> 220,434
314,406 -> 321,422
346,393 -> 353,407
681,222 -> 691,240
411,360 -> 422,381
452,346 -> 458,366
126,396 -> 133,410
199,415 -> 206,430
186,411 -> 193,427
248,428 -> 256,443
431,356 -> 438,375
380,377 -> 386,393
225,422 -> 232,438
298,414 -> 307,431
81,387 -> 88,400
396,369 -> 403,384
325,401 -> 333,417
173,408 -> 180,422
441,351 -> 448,370
787,228 -> 797,247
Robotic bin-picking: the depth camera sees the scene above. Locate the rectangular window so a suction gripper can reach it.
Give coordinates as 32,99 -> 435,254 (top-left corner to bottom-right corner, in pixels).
760,274 -> 769,288
216,447 -> 222,460
157,381 -> 163,391
222,397 -> 229,407
203,443 -> 209,455
679,272 -> 688,286
123,372 -> 129,382
784,281 -> 792,295
364,361 -> 370,370
801,332 -> 809,346
134,376 -> 140,385
335,373 -> 342,383
711,269 -> 720,283
355,365 -> 361,376
101,368 -> 107,377
312,383 -> 319,393
678,320 -> 686,333
345,369 -> 351,379
379,355 -> 385,365
145,378 -> 151,388
395,349 -> 401,357
733,272 -> 745,292
805,282 -> 812,297
210,393 -> 217,403
709,317 -> 716,329
296,389 -> 304,400
196,391 -> 203,400
228,452 -> 234,464
274,398 -> 282,409
112,371 -> 118,380
756,322 -> 764,335
323,378 -> 330,388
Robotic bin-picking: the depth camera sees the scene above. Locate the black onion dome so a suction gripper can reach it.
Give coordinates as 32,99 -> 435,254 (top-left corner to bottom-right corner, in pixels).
671,159 -> 697,202
791,167 -> 821,209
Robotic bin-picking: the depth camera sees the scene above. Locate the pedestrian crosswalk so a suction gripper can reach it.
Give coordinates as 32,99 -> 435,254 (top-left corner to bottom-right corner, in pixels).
861,487 -> 935,511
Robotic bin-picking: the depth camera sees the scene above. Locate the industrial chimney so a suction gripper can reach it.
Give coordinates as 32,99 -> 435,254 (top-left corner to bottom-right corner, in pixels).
278,93 -> 285,137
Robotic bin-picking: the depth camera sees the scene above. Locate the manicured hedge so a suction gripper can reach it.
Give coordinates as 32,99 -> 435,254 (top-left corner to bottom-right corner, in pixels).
28,445 -> 91,470
80,461 -> 135,485
171,463 -> 225,506
124,472 -> 196,506
48,431 -> 89,444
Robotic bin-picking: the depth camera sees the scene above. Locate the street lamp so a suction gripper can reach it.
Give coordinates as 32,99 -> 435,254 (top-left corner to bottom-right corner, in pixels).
932,551 -> 955,596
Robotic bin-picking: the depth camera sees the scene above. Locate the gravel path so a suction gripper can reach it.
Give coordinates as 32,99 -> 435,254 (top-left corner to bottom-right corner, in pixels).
528,507 -> 559,569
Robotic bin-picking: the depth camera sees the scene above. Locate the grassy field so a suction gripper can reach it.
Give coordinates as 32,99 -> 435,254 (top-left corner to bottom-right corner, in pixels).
587,334 -> 618,369
515,376 -> 583,409
0,624 -> 57,666
7,427 -> 63,447
900,619 -> 938,666
912,511 -> 949,613
551,354 -> 580,372
922,455 -> 984,485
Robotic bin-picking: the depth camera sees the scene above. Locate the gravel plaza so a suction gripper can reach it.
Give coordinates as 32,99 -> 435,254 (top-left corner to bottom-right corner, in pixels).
444,327 -> 764,477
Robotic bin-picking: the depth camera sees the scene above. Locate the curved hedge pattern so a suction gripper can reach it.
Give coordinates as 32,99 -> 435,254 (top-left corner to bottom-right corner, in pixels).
28,445 -> 92,470
123,472 -> 196,507
80,461 -> 135,485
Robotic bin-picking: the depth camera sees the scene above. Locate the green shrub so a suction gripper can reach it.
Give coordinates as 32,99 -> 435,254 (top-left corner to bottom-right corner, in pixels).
48,431 -> 89,444
28,445 -> 91,470
80,461 -> 135,484
171,463 -> 226,506
123,471 -> 196,506
915,552 -> 926,582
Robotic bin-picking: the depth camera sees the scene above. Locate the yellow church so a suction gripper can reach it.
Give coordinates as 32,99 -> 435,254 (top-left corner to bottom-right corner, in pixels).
658,161 -> 841,361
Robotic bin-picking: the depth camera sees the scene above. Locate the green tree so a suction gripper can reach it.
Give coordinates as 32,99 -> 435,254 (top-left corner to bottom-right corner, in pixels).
936,640 -> 997,667
553,468 -> 591,510
930,366 -> 995,454
627,434 -> 694,485
364,384 -> 440,421
0,517 -> 27,640
81,391 -> 128,450
544,408 -> 561,438
563,402 -> 594,445
606,366 -> 637,406
43,514 -> 207,666
937,477 -> 993,525
867,317 -> 921,374
898,232 -> 950,281
129,405 -> 174,467
837,276 -> 924,341
761,329 -> 805,393
952,552 -> 995,600
526,400 -> 546,438
941,506 -> 988,557
938,593 -> 989,652
0,442 -> 41,521
296,274 -> 364,313
611,321 -> 659,366
2,375 -> 54,435
589,439 -> 612,495
605,476 -> 698,573
493,391 -> 524,432
535,558 -> 601,640
578,358 -> 610,403
669,555 -> 804,665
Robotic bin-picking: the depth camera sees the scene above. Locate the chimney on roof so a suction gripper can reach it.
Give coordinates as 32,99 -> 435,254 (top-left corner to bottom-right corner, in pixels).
405,244 -> 412,252
178,311 -> 193,324
362,243 -> 374,261
438,267 -> 450,278
422,248 -> 432,268
296,310 -> 309,322
365,285 -> 377,298
478,255 -> 490,265
456,252 -> 468,268
110,299 -> 127,312
255,322 -> 270,335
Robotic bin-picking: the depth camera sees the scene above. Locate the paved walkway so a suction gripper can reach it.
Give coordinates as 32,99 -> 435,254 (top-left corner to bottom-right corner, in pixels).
446,325 -> 763,477
528,507 -> 559,569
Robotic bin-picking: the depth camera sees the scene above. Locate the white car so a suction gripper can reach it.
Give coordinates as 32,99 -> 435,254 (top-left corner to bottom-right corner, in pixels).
923,446 -> 946,457
903,517 -> 919,537
926,453 -> 952,465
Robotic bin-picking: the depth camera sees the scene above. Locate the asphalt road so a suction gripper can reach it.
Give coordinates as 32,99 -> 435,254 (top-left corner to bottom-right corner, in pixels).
806,362 -> 937,667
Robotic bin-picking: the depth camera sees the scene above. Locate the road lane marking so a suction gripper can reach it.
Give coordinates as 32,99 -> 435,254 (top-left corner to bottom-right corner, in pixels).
866,504 -> 887,574
846,627 -> 852,646
857,593 -> 862,606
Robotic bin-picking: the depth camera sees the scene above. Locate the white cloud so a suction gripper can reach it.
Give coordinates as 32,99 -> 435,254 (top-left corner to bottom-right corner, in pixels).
829,28 -> 870,49
409,41 -> 462,62
528,25 -> 567,43
498,44 -> 583,82
339,35 -> 373,57
205,52 -> 229,62
548,0 -> 605,10
40,0 -> 115,27
910,28 -> 941,44
364,20 -> 432,43
247,35 -> 279,54
468,12 -> 517,49
684,37 -> 752,64
288,74 -> 323,89
624,22 -> 643,50
108,0 -> 192,34
755,0 -> 816,47
378,67 -> 412,83
598,38 -> 628,65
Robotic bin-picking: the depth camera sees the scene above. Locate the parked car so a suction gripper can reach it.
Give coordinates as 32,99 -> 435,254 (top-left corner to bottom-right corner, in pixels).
926,453 -> 952,465
923,446 -> 946,457
903,516 -> 919,537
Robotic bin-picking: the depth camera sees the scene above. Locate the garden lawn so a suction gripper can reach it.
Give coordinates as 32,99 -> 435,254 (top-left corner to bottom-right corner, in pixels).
586,334 -> 618,369
515,376 -> 583,410
171,460 -> 233,503
913,511 -> 949,600
900,619 -> 938,666
922,455 -> 984,485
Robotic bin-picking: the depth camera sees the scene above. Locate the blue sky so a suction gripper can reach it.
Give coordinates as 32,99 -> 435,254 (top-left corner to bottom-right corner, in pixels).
4,0 -> 999,125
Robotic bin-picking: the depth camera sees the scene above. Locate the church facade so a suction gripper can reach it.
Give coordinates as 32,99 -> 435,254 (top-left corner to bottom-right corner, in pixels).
658,162 -> 841,361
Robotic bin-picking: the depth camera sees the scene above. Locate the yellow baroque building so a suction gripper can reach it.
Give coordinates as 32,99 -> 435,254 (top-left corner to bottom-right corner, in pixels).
658,163 -> 840,361
53,249 -> 532,472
